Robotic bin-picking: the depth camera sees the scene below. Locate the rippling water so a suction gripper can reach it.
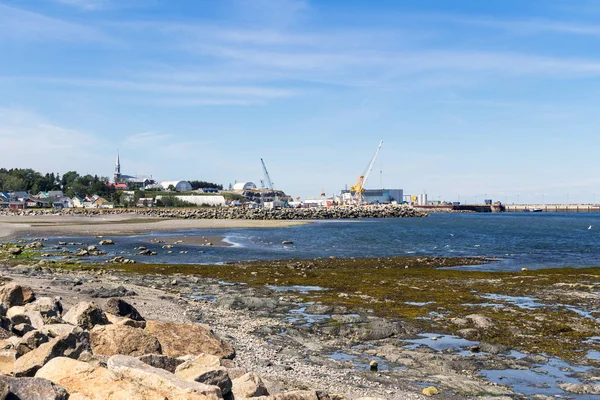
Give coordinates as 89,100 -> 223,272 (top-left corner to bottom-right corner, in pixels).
35,212 -> 600,271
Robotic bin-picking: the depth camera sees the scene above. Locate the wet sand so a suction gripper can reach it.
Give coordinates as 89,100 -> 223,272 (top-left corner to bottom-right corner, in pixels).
0,214 -> 309,240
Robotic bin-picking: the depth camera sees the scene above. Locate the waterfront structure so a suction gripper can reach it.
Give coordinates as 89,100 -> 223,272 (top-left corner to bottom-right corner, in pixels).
340,188 -> 403,204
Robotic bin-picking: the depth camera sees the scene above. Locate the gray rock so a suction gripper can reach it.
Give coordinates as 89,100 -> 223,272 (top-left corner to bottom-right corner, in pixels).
79,285 -> 137,298
0,283 -> 35,307
13,331 -> 90,377
25,297 -> 63,320
16,330 -> 49,357
104,298 -> 144,321
216,295 -> 278,311
62,302 -> 109,330
558,383 -> 600,394
0,376 -> 68,400
0,303 -> 7,317
138,354 -> 184,374
12,323 -> 35,337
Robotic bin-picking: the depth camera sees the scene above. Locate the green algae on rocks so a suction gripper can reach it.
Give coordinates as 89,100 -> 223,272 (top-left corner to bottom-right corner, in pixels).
3,247 -> 600,362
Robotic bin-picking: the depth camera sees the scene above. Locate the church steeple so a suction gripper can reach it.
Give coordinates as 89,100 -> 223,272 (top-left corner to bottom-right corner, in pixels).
114,150 -> 121,183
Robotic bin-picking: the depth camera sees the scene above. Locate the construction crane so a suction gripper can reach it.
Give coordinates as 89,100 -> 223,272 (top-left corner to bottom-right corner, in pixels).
349,140 -> 383,204
260,158 -> 274,190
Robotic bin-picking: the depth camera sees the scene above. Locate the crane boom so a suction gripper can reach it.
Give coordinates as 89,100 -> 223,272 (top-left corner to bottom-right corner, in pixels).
362,140 -> 383,191
260,158 -> 274,190
348,140 -> 383,204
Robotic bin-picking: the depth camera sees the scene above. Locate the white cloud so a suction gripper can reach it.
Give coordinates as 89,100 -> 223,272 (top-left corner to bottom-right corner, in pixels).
0,4 -> 110,42
0,107 -> 110,174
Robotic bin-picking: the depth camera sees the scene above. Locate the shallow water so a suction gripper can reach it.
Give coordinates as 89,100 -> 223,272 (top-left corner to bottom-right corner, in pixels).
26,212 -> 600,271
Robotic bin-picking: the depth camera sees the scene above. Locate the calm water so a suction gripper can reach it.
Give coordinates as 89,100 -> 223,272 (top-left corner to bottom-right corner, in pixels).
35,212 -> 600,271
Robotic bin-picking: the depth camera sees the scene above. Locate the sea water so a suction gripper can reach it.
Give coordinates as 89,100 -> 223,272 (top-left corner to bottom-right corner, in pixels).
30,212 -> 600,271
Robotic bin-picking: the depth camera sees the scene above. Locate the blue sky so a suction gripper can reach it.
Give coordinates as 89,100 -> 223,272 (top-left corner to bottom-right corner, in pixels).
2,0 -> 600,203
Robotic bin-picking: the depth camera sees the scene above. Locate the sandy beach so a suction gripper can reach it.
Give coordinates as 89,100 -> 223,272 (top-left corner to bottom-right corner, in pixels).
0,213 -> 309,240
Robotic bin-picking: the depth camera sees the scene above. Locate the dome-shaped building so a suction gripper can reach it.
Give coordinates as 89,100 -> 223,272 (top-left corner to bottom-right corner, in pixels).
233,182 -> 257,191
160,181 -> 193,192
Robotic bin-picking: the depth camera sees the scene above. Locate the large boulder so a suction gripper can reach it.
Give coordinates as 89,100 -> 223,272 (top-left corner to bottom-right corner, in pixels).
36,357 -> 198,400
13,331 -> 90,377
90,324 -> 161,357
104,298 -> 144,321
107,355 -> 223,399
0,375 -> 68,400
25,297 -> 63,321
231,372 -> 269,399
138,354 -> 184,374
15,330 -> 49,357
62,302 -> 109,330
105,313 -> 145,329
41,324 -> 79,338
0,283 -> 35,307
175,361 -> 232,395
0,348 -> 16,374
145,320 -> 235,359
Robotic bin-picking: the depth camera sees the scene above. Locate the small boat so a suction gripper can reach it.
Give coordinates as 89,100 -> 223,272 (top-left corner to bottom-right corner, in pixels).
523,208 -> 530,212
532,208 -> 543,212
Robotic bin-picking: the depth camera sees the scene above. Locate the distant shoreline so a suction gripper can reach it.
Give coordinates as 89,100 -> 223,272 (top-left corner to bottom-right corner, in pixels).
0,214 -> 310,240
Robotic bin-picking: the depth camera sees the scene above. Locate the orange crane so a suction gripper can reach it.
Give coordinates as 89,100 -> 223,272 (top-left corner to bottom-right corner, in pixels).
349,140 -> 383,204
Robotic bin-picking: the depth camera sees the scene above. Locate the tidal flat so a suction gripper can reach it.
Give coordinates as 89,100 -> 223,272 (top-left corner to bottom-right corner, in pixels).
2,240 -> 600,398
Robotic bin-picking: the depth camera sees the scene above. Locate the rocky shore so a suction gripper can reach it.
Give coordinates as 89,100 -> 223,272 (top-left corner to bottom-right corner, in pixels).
0,204 -> 427,220
0,264 -> 430,400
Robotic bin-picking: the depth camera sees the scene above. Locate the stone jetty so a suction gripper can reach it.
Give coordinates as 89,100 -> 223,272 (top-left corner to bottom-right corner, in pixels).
0,204 -> 427,220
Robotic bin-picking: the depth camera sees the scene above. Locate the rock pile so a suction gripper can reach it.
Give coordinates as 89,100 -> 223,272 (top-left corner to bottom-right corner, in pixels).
0,204 -> 427,220
0,280 -> 356,399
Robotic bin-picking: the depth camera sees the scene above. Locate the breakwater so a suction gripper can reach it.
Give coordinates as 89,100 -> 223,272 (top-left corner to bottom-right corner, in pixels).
0,204 -> 427,220
504,204 -> 600,212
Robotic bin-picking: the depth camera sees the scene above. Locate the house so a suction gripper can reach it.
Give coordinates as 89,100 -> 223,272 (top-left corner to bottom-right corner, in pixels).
106,183 -> 128,190
93,197 -> 110,208
71,196 -> 84,208
52,196 -> 74,210
37,191 -> 64,199
25,198 -> 50,208
9,201 -> 25,210
9,192 -> 28,201
137,198 -> 155,207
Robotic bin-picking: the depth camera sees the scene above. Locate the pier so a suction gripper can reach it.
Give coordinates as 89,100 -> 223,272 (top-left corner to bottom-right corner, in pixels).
504,204 -> 600,212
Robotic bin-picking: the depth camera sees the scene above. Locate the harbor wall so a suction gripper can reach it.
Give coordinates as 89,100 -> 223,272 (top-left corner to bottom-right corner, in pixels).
504,204 -> 600,212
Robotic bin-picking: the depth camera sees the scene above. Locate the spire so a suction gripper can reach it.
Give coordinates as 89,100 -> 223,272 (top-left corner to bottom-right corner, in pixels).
114,150 -> 121,183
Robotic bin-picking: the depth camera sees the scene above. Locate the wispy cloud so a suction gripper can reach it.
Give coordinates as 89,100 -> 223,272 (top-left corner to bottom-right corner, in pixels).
0,4 -> 110,42
0,107 -> 109,173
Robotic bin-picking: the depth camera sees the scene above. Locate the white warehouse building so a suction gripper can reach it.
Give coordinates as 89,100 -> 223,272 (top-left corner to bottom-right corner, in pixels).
160,181 -> 193,192
233,182 -> 257,191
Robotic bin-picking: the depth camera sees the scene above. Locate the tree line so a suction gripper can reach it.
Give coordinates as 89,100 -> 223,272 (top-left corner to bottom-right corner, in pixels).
0,168 -> 223,201
0,168 -> 114,199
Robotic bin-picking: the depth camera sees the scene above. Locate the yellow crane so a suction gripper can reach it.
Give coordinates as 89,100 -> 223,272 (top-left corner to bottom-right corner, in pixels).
348,140 -> 383,204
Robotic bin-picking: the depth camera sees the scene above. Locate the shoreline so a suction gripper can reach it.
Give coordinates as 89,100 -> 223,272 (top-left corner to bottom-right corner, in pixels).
0,214 -> 311,240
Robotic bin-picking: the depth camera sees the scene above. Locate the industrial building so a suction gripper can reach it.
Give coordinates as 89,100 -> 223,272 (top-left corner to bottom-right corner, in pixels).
340,188 -> 404,204
232,182 -> 257,191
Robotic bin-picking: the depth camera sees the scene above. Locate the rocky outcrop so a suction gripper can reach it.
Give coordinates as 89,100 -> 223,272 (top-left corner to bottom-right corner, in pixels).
107,355 -> 223,399
0,375 -> 69,400
13,331 -> 90,376
104,298 -> 144,321
62,302 -> 110,330
144,320 -> 235,359
231,372 -> 269,398
90,324 -> 161,357
0,282 -> 35,307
